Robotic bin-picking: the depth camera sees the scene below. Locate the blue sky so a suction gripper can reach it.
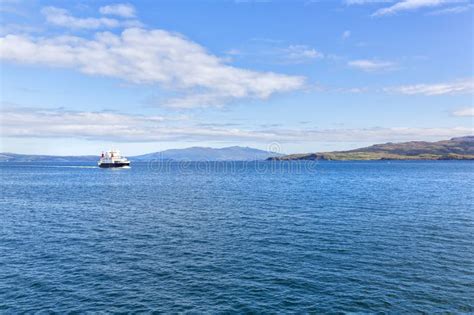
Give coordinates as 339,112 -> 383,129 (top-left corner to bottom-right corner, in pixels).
1,0 -> 473,155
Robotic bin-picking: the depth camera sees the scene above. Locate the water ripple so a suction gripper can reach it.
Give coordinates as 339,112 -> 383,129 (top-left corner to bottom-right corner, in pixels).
0,161 -> 473,313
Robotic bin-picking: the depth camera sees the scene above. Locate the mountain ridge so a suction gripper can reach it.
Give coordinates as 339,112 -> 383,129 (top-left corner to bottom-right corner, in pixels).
132,146 -> 282,161
268,136 -> 474,161
0,146 -> 282,162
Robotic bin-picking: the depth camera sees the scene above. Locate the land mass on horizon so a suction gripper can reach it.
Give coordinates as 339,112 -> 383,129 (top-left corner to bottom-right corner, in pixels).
1,136 -> 473,162
268,136 -> 474,161
0,146 -> 282,162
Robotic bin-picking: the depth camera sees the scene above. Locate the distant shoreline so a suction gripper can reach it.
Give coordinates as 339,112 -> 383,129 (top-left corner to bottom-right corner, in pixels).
267,154 -> 474,161
1,159 -> 473,164
1,136 -> 473,162
268,136 -> 474,161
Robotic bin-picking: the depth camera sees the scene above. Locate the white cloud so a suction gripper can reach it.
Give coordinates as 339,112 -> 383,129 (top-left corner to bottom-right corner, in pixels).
311,82 -> 369,93
387,78 -> 474,95
0,106 -> 182,142
337,87 -> 369,93
428,3 -> 473,14
372,0 -> 466,17
0,28 -> 305,108
41,6 -> 120,29
348,59 -> 396,72
225,39 -> 323,65
2,106 -> 472,143
283,45 -> 323,63
342,30 -> 351,39
225,49 -> 241,56
99,3 -> 136,18
452,107 -> 474,117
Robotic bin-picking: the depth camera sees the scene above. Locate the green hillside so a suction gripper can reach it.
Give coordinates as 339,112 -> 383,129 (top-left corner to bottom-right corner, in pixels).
269,136 -> 474,161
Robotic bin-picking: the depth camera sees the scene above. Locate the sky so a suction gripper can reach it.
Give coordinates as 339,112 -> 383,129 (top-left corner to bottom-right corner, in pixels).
0,0 -> 473,155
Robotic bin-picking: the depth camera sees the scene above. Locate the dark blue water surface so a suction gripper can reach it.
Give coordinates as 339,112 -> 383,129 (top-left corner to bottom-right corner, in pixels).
0,161 -> 473,313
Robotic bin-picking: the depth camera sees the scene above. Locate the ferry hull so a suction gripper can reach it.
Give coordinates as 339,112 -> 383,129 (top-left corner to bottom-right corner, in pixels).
98,162 -> 130,168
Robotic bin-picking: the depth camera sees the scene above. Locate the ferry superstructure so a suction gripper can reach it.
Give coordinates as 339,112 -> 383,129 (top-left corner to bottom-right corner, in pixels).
98,149 -> 130,168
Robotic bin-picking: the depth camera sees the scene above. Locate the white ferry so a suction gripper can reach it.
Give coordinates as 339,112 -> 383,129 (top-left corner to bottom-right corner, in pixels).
98,149 -> 131,168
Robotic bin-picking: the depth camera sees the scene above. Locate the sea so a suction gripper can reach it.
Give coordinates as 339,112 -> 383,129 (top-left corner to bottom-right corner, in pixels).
0,161 -> 473,313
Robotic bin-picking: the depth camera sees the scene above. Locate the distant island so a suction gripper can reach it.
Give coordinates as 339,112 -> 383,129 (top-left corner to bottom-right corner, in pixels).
0,146 -> 282,162
268,136 -> 474,161
132,146 -> 283,161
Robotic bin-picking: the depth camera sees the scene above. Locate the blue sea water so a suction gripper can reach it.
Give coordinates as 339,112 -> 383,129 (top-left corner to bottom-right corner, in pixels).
0,161 -> 473,313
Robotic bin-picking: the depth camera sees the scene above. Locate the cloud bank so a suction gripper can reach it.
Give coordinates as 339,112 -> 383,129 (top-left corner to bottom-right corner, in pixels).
2,106 -> 471,143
